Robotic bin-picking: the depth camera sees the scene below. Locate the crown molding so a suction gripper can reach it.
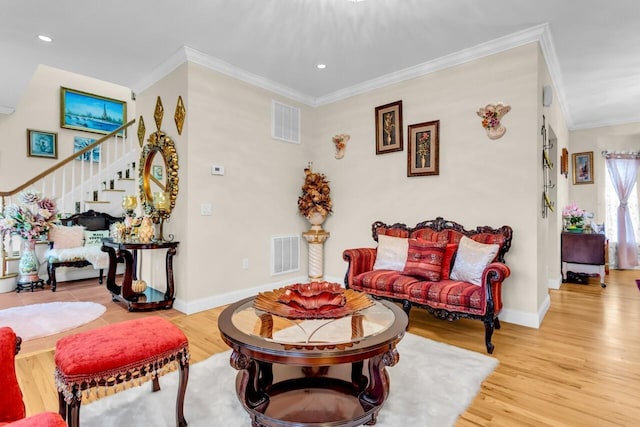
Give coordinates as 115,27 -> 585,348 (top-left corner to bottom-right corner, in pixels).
314,24 -> 549,106
133,25 -> 596,130
0,105 -> 15,115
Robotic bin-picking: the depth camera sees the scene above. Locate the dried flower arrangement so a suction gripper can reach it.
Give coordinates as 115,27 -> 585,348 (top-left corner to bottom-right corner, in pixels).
297,166 -> 333,218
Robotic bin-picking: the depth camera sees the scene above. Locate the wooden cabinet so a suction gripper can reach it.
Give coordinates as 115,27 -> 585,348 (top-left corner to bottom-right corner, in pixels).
561,232 -> 607,287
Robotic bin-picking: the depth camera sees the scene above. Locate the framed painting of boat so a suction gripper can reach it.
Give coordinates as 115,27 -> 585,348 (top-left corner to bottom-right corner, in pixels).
60,87 -> 127,135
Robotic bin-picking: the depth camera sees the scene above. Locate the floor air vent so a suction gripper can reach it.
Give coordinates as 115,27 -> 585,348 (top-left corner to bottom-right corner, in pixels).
272,100 -> 300,144
271,235 -> 300,275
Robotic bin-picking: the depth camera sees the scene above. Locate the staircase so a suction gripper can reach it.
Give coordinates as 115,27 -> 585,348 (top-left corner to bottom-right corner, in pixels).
0,119 -> 138,289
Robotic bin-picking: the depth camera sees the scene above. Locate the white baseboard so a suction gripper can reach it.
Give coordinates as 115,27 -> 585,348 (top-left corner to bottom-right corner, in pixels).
499,293 -> 550,328
547,275 -> 563,290
173,274 -> 549,330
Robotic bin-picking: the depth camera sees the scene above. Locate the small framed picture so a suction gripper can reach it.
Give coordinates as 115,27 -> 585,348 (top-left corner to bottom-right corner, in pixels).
572,151 -> 594,185
152,165 -> 163,180
27,129 -> 57,159
74,136 -> 100,163
560,147 -> 569,178
375,100 -> 403,154
407,120 -> 439,177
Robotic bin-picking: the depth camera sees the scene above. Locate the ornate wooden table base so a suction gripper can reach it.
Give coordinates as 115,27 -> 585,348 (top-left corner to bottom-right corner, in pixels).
219,297 -> 407,427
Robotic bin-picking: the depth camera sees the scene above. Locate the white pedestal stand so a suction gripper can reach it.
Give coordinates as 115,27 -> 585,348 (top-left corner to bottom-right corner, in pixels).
302,224 -> 329,282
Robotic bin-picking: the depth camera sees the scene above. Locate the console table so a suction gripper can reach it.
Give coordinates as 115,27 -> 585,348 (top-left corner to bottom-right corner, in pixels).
561,232 -> 607,288
101,239 -> 179,311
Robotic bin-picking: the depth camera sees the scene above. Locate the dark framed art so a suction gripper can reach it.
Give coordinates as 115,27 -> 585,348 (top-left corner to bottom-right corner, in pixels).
60,87 -> 127,135
375,100 -> 403,154
572,151 -> 594,185
407,120 -> 439,177
27,129 -> 57,159
560,147 -> 569,178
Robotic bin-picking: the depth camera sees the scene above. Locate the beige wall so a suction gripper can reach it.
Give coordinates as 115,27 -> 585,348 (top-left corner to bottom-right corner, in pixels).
137,62 -> 315,312
2,41 -> 591,327
312,43 -> 546,326
0,65 -> 133,191
569,122 -> 640,222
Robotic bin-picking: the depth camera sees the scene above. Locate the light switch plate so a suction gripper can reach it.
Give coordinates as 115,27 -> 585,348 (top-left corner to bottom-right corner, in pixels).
200,203 -> 213,216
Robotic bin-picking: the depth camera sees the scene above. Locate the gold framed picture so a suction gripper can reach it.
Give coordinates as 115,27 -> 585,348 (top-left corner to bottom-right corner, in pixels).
375,100 -> 403,154
572,151 -> 594,185
407,120 -> 439,177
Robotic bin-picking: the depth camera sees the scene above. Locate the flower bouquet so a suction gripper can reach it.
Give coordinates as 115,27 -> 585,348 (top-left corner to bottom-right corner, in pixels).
0,189 -> 58,241
297,166 -> 333,221
562,202 -> 585,232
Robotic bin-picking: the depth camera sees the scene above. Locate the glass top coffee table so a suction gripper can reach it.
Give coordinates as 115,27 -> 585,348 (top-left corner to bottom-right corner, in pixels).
218,294 -> 408,427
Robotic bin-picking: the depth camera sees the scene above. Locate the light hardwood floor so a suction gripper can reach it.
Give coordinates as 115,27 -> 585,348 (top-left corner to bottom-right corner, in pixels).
3,270 -> 640,426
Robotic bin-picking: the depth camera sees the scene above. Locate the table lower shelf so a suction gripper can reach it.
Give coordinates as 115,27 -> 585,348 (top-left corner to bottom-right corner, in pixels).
110,286 -> 174,311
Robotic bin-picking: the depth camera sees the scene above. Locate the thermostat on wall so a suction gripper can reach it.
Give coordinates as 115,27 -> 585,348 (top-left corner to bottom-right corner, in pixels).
211,165 -> 225,176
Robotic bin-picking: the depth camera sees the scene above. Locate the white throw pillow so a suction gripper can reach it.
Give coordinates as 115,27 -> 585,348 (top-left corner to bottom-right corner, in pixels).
373,235 -> 409,271
84,230 -> 110,247
49,225 -> 86,249
450,236 -> 500,286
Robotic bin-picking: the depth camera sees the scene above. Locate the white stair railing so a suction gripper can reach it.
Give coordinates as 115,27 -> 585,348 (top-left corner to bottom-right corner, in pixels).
0,119 -> 138,279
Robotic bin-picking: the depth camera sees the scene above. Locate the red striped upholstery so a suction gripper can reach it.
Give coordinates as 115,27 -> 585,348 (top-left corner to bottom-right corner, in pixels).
407,280 -> 485,315
402,239 -> 446,281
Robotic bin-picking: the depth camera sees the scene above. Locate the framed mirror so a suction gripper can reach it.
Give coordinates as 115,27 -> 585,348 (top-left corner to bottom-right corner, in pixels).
139,130 -> 179,222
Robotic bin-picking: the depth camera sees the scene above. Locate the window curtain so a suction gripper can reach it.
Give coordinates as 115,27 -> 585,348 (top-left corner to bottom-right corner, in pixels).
605,157 -> 639,268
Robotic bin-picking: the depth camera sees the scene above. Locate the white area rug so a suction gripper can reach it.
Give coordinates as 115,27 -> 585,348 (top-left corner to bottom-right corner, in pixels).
0,301 -> 106,341
82,333 -> 498,426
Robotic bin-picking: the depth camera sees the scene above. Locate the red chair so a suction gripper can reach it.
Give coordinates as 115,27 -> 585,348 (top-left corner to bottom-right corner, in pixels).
0,327 -> 66,427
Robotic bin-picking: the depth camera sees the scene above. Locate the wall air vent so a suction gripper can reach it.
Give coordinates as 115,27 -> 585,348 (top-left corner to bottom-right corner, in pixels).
272,100 -> 300,144
271,235 -> 300,275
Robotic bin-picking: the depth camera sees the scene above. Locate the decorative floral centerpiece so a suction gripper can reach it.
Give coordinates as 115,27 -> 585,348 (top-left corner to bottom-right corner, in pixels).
0,189 -> 58,241
562,202 -> 585,229
297,166 -> 333,221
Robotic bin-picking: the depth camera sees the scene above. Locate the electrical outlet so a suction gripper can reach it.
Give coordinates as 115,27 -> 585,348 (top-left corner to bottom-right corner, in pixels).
242,258 -> 249,269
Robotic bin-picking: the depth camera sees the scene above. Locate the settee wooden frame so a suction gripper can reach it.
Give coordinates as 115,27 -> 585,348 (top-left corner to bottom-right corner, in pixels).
46,210 -> 121,292
343,217 -> 513,353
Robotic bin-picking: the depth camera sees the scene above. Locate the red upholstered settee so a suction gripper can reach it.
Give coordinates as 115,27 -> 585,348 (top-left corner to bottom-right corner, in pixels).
343,217 -> 513,353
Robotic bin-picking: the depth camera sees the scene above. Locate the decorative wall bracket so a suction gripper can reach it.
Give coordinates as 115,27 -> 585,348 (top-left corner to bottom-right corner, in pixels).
477,103 -> 511,140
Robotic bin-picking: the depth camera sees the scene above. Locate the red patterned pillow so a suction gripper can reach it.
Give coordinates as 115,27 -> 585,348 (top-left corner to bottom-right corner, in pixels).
441,244 -> 458,280
402,239 -> 446,281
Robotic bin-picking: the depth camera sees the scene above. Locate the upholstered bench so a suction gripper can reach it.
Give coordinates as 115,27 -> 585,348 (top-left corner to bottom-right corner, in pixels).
46,210 -> 121,292
54,317 -> 189,427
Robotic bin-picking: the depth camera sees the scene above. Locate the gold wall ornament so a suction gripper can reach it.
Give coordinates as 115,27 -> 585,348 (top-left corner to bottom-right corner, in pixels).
174,96 -> 186,135
477,103 -> 511,140
137,116 -> 146,148
154,96 -> 164,131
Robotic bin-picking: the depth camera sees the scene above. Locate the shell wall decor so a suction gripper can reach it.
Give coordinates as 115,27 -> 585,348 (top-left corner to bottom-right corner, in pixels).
332,134 -> 350,159
477,103 -> 511,140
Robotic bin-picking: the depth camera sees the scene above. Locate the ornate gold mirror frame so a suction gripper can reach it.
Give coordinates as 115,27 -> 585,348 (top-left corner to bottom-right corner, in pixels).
139,130 -> 179,228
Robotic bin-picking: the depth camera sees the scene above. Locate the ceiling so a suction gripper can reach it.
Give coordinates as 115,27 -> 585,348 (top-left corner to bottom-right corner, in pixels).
1,0 -> 639,130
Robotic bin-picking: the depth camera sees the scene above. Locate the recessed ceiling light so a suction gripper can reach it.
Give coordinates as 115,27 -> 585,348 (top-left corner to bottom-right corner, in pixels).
317,64 -> 326,69
38,34 -> 53,43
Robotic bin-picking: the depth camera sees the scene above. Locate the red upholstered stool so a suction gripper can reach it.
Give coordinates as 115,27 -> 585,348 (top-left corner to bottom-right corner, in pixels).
54,317 -> 189,427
